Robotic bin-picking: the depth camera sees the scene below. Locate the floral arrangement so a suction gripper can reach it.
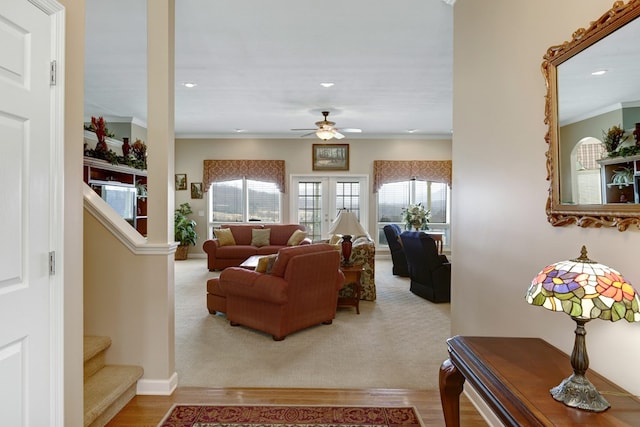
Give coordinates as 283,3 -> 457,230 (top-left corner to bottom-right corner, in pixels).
402,203 -> 430,230
602,125 -> 628,153
131,138 -> 147,162
90,116 -> 108,152
83,116 -> 147,170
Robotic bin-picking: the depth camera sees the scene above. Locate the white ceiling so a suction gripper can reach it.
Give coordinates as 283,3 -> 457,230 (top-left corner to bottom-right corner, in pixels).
557,15 -> 640,126
84,0 -> 454,139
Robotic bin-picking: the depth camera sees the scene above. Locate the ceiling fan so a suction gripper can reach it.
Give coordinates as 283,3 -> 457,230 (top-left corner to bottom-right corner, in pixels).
291,111 -> 362,141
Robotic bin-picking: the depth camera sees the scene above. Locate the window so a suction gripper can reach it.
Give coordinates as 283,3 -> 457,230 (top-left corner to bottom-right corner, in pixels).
377,179 -> 450,247
209,179 -> 281,232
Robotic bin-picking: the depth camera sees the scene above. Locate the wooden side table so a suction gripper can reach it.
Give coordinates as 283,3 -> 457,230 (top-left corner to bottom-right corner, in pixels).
338,264 -> 363,314
439,336 -> 640,426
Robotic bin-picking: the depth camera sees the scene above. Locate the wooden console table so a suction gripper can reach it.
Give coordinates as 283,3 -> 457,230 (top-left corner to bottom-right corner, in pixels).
439,336 -> 640,426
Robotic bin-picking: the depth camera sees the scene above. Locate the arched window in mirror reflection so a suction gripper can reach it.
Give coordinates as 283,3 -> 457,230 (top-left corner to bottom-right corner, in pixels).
570,137 -> 606,205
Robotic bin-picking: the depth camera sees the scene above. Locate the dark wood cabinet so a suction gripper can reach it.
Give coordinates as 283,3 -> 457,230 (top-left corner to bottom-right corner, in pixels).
83,158 -> 147,236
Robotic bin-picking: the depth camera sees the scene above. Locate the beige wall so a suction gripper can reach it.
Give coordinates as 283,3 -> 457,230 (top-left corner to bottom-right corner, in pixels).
175,137 -> 452,254
61,0 -> 85,425
453,0 -> 640,396
83,212 -> 175,379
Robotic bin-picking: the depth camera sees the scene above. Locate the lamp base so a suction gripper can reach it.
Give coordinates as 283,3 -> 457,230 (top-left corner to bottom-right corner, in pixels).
550,373 -> 610,412
341,235 -> 353,266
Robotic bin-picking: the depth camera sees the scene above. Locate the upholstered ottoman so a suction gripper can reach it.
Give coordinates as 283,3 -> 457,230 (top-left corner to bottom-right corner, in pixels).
207,278 -> 226,314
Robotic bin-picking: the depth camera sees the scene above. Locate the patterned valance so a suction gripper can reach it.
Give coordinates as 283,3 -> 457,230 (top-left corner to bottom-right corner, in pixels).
373,160 -> 452,192
203,160 -> 286,192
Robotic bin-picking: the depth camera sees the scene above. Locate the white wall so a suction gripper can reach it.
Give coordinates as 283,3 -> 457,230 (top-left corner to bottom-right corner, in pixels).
175,137 -> 452,254
453,0 -> 640,395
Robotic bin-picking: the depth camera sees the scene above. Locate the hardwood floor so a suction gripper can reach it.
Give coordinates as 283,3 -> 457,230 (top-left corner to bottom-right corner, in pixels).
106,387 -> 488,427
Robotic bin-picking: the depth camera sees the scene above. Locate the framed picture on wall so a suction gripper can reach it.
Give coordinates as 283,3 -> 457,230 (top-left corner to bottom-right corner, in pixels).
312,144 -> 349,171
191,182 -> 203,199
175,174 -> 187,190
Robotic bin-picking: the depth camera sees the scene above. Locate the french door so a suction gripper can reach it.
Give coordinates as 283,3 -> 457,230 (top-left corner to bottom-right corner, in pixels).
291,176 -> 368,241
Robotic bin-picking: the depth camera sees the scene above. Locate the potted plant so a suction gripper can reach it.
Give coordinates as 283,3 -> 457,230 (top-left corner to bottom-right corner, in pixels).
174,202 -> 197,260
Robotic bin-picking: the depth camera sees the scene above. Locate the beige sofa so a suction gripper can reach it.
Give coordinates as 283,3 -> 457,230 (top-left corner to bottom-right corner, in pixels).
203,223 -> 310,271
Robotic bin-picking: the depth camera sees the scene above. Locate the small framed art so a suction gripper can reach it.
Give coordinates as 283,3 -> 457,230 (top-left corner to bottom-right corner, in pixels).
312,144 -> 349,171
191,182 -> 203,199
175,174 -> 187,190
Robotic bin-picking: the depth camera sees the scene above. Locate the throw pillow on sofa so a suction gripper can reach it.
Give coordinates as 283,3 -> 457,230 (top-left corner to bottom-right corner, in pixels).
251,228 -> 271,247
215,228 -> 236,246
255,254 -> 278,273
286,229 -> 307,246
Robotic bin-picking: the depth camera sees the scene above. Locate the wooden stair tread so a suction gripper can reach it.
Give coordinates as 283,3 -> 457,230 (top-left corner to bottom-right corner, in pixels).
84,336 -> 111,363
84,365 -> 143,426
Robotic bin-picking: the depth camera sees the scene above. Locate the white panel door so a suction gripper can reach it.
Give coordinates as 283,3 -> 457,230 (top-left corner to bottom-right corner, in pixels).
0,1 -> 56,425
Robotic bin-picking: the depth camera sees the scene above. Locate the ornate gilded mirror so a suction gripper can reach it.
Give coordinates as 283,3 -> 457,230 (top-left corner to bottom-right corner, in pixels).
543,0 -> 640,230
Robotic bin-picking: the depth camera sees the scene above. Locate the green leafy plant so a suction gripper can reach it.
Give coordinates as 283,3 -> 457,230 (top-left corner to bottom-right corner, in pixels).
602,125 -> 628,153
608,145 -> 640,159
174,202 -> 197,246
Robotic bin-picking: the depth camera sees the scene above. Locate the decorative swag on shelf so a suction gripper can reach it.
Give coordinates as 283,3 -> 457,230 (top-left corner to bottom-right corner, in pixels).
203,160 -> 286,193
373,160 -> 452,192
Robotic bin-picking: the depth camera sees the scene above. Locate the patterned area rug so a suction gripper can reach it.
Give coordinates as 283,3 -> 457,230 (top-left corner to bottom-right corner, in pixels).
158,405 -> 424,427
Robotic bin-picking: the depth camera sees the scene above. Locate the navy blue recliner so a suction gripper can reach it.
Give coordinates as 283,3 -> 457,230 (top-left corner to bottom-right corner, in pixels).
399,231 -> 451,303
383,224 -> 409,277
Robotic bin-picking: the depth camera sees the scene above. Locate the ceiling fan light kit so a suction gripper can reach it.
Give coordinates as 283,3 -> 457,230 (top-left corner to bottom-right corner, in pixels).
294,111 -> 360,141
316,128 -> 336,140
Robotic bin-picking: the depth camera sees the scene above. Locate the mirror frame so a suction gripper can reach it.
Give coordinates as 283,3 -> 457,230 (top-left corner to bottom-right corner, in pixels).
543,0 -> 640,231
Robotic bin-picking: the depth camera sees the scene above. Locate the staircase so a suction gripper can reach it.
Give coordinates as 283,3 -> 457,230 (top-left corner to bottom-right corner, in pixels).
84,336 -> 144,427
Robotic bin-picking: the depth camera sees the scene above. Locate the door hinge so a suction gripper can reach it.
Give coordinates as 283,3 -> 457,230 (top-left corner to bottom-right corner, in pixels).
49,251 -> 56,275
50,60 -> 56,86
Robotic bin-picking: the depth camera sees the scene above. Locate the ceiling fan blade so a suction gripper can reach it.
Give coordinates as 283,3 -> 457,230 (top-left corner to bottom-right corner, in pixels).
299,131 -> 316,138
333,131 -> 345,139
340,128 -> 362,133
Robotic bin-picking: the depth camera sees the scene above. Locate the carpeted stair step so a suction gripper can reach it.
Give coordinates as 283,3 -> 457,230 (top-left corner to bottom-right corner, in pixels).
84,364 -> 143,427
84,336 -> 112,379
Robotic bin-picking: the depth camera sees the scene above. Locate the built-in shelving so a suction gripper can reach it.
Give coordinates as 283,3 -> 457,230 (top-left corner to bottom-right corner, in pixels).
83,157 -> 148,236
597,154 -> 640,204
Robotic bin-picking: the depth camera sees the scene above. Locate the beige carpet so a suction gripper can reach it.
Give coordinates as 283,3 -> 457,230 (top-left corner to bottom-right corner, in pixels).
174,258 -> 451,390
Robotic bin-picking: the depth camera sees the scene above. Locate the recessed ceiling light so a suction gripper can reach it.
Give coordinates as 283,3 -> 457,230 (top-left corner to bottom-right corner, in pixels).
320,82 -> 335,88
407,129 -> 418,133
591,70 -> 607,76
182,82 -> 197,88
234,129 -> 246,133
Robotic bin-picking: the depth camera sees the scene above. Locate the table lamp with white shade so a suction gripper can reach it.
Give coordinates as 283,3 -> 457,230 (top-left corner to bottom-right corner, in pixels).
328,210 -> 366,266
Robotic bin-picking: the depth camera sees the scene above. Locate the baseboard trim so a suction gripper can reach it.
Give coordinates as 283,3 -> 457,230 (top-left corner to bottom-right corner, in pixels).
136,372 -> 178,395
463,384 -> 503,427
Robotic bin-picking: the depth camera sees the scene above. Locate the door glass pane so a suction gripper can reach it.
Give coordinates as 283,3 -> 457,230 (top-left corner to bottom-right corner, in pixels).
211,179 -> 242,222
297,181 -> 322,241
335,181 -> 361,220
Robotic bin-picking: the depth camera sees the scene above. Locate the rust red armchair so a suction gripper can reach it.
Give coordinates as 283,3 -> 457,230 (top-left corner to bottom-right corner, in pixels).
216,244 -> 344,340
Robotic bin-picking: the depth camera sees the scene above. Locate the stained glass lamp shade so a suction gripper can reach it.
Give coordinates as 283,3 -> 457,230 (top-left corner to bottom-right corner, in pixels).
525,246 -> 640,412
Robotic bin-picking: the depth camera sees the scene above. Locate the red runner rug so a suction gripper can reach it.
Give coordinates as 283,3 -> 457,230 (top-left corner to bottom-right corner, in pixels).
158,405 -> 423,427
